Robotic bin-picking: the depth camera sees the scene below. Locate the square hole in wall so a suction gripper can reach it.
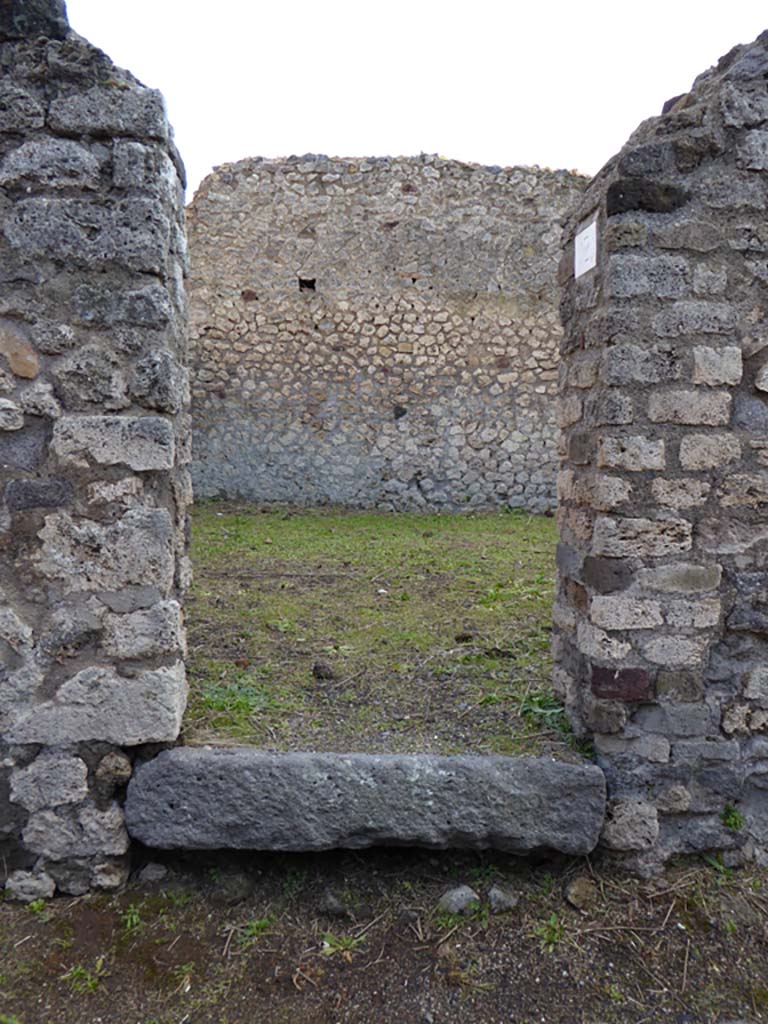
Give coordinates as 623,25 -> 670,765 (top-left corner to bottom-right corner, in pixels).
299,278 -> 316,292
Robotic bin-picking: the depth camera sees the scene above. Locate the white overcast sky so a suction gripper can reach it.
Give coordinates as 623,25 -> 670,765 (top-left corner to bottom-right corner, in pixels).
65,1 -> 766,198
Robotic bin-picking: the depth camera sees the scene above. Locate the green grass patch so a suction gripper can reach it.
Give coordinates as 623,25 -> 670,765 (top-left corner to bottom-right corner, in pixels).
184,504 -> 576,757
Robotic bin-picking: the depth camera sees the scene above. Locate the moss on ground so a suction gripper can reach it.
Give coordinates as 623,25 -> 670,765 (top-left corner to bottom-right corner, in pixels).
184,504 -> 577,756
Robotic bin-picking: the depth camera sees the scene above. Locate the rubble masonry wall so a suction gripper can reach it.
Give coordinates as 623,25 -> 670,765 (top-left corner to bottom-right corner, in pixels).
0,0 -> 191,899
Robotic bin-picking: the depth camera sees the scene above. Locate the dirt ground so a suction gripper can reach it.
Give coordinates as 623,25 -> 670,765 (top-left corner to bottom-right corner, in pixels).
184,505 -> 578,759
1,849 -> 766,1024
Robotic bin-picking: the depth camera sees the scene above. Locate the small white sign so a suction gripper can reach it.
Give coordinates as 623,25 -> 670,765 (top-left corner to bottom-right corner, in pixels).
574,220 -> 597,279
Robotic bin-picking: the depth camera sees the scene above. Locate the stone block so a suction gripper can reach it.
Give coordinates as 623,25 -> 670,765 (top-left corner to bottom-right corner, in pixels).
656,670 -> 704,702
582,696 -> 628,733
591,475 -> 633,511
49,87 -> 168,141
592,515 -> 692,558
737,130 -> 768,170
672,739 -> 741,765
0,139 -> 101,190
652,302 -> 737,337
585,393 -> 634,426
651,477 -> 710,508
5,870 -> 56,902
594,734 -> 670,763
600,344 -> 680,385
556,394 -> 582,428
0,83 -> 44,132
606,180 -> 689,216
699,519 -> 768,555
10,752 -> 88,813
597,435 -> 665,471
633,702 -> 712,736
665,598 -> 721,629
8,662 -> 187,745
0,0 -> 68,40
743,667 -> 768,707
721,79 -> 768,123
606,254 -> 689,299
125,748 -> 607,856
679,433 -> 740,469
601,799 -> 659,851
719,473 -> 768,507
23,804 -> 129,860
591,665 -> 656,701
576,621 -> 631,661
0,398 -> 24,430
590,596 -> 663,631
34,508 -> 176,595
4,197 -> 171,275
582,556 -> 633,594
5,478 -> 73,511
691,346 -> 742,386
0,319 -> 39,378
693,265 -> 727,296
102,600 -> 185,659
641,635 -> 710,668
647,389 -> 731,426
653,221 -> 722,252
52,416 -> 175,471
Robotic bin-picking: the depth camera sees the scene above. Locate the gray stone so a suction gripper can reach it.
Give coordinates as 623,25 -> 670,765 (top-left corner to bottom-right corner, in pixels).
601,799 -> 659,851
10,752 -> 88,813
49,88 -> 168,141
0,83 -> 44,132
488,885 -> 519,914
5,478 -> 72,511
5,869 -> 56,902
4,198 -> 171,275
125,748 -> 606,856
438,886 -> 481,915
632,703 -> 712,737
137,862 -> 168,885
34,509 -> 176,594
23,803 -> 129,860
102,600 -> 185,660
8,662 -> 187,745
0,139 -> 101,191
52,416 -> 175,471
0,399 -> 23,430
0,0 -> 68,40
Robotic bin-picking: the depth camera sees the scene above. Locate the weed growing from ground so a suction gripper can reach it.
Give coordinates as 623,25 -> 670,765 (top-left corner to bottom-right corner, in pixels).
534,912 -> 565,952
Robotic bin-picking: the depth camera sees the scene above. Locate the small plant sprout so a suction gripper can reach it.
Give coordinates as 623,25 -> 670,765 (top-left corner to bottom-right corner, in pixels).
721,803 -> 745,831
61,958 -> 108,994
237,916 -> 275,948
321,931 -> 365,960
534,912 -> 565,952
120,902 -> 143,933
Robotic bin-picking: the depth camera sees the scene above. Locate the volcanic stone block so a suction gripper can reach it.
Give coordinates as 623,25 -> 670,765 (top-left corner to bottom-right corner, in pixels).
0,0 -> 68,40
125,749 -> 607,856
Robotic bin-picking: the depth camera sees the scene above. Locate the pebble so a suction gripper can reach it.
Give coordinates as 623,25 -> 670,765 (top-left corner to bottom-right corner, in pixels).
437,885 -> 480,915
488,885 -> 519,914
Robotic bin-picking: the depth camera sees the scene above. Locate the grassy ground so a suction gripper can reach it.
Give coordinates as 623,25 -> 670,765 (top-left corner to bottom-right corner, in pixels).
2,850 -> 767,1023
184,504 -> 579,757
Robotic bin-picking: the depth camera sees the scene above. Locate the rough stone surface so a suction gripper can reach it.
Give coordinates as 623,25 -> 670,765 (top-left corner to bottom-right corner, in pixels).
187,156 -> 586,512
557,30 -> 768,870
126,748 -> 607,856
437,886 -> 481,915
0,8 -> 189,896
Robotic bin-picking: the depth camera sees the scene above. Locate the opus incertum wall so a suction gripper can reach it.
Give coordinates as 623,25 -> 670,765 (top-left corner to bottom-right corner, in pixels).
556,31 -> 768,873
0,0 -> 190,900
186,156 -> 586,512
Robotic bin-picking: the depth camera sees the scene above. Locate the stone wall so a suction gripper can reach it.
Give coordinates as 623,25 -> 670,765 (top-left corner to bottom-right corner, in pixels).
0,1 -> 190,899
556,31 -> 768,872
187,156 -> 585,511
